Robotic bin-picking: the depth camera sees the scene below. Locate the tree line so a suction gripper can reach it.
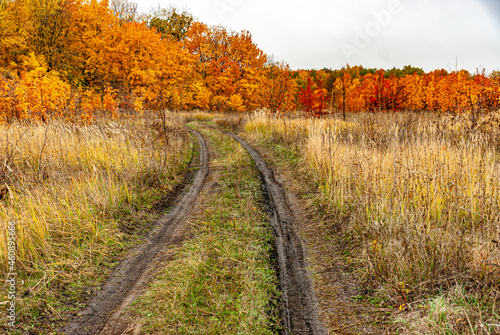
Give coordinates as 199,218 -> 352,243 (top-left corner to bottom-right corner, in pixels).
0,0 -> 498,122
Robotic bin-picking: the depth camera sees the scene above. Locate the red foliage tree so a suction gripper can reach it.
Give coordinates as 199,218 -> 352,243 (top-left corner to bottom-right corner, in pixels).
299,77 -> 328,117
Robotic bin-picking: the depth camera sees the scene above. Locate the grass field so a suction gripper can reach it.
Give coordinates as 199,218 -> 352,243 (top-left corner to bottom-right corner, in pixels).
0,112 -> 193,332
243,111 -> 500,334
1,109 -> 499,334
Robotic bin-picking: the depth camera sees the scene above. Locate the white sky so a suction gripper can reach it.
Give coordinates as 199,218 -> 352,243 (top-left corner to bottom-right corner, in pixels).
136,0 -> 500,73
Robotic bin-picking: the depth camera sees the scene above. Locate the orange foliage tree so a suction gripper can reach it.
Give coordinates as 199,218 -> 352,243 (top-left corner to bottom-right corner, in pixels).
184,22 -> 267,112
0,55 -> 102,123
331,71 -> 361,119
260,61 -> 297,115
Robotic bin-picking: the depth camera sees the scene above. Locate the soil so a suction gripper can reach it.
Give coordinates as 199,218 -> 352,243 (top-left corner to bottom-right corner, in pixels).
59,130 -> 209,335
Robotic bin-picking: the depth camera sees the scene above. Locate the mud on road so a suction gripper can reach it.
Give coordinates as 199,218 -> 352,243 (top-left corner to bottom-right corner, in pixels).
60,130 -> 209,335
228,133 -> 328,335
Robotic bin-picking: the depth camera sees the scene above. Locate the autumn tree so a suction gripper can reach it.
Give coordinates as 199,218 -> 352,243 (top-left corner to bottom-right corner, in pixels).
0,72 -> 17,122
184,22 -> 267,112
260,60 -> 297,115
0,53 -> 106,123
362,70 -> 407,111
139,38 -> 203,111
384,74 -> 407,111
490,70 -> 500,85
148,5 -> 193,41
294,69 -> 311,89
299,76 -> 328,117
299,77 -> 314,116
401,73 -> 426,111
0,0 -> 204,122
64,0 -> 203,112
323,65 -> 362,97
27,0 -> 76,71
453,70 -> 500,129
331,68 -> 360,120
0,0 -> 33,69
0,0 -> 12,67
110,0 -> 139,24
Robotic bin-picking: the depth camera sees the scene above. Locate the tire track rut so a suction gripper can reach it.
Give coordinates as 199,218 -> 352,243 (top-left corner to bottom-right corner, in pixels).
60,130 -> 209,335
227,133 -> 327,335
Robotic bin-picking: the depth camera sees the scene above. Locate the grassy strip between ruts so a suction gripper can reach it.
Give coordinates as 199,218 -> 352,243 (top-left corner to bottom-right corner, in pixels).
133,122 -> 280,334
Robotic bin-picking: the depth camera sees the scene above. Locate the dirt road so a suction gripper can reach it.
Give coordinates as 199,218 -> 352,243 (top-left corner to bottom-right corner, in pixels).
60,130 -> 209,335
61,128 -> 326,334
228,133 -> 327,335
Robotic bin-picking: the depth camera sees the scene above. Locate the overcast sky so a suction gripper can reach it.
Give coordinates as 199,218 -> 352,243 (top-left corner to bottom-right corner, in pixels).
136,0 -> 500,73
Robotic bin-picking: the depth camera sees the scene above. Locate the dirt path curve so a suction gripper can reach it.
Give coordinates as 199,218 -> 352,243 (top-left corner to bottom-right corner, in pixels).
60,130 -> 209,335
228,134 -> 328,335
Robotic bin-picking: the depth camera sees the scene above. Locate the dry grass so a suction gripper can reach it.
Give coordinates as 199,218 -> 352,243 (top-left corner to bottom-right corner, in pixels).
0,112 -> 191,328
244,111 -> 500,334
180,110 -> 223,123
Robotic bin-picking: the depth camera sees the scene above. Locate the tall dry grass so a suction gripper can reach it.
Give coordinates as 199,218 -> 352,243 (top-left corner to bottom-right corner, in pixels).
180,110 -> 223,123
244,111 -> 500,332
0,112 -> 191,301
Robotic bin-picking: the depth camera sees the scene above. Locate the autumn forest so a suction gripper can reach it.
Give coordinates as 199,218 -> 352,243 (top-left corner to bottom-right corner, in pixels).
1,0 -> 499,122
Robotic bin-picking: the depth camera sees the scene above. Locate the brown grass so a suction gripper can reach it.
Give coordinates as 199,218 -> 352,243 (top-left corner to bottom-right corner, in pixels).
244,110 -> 500,334
0,112 -> 191,329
